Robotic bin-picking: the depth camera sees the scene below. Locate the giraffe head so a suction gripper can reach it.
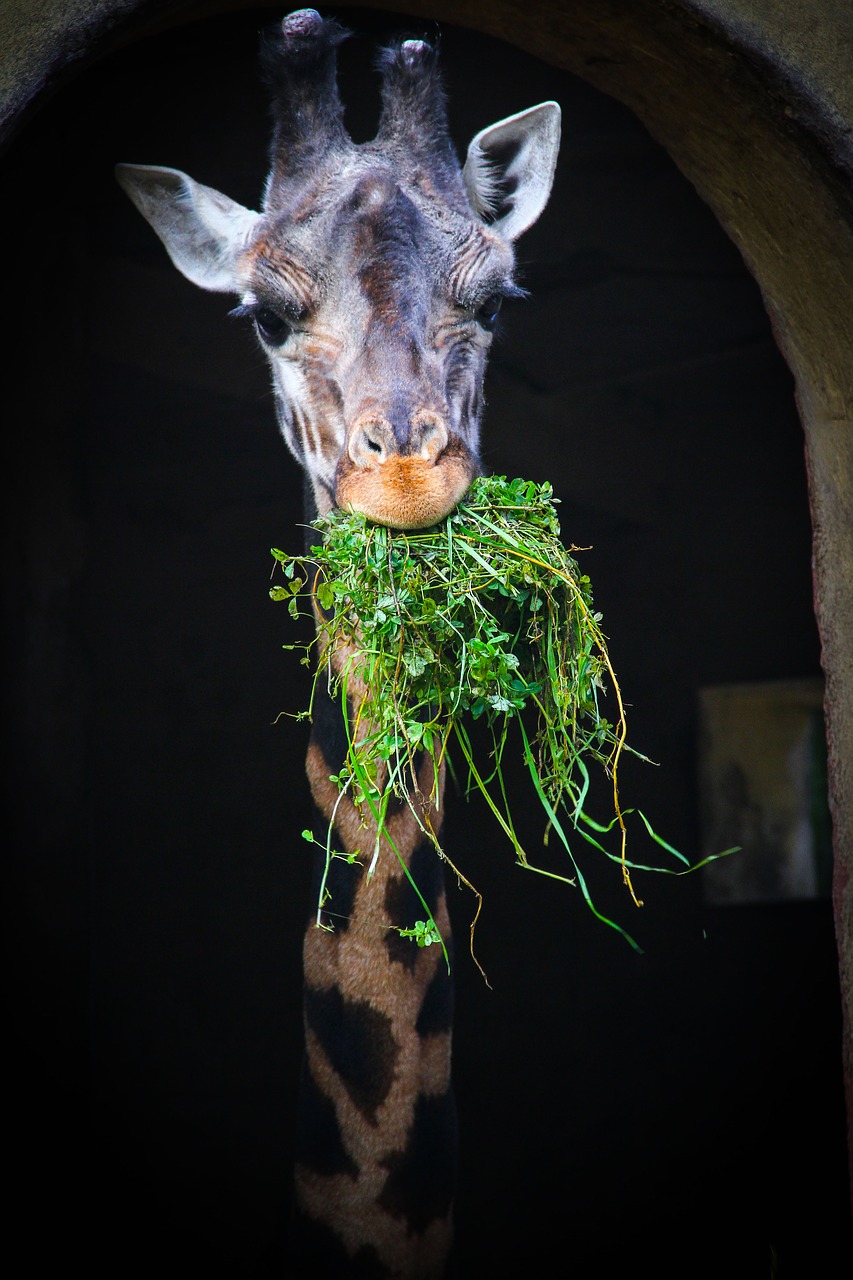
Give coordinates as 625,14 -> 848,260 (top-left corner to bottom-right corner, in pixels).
117,9 -> 560,529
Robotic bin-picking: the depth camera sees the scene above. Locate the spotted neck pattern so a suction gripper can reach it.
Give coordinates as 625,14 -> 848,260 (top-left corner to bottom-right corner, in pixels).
288,633 -> 456,1278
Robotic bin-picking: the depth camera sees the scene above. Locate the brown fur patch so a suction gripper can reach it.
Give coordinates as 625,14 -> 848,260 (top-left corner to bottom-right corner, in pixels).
294,1159 -> 452,1277
300,640 -> 453,1269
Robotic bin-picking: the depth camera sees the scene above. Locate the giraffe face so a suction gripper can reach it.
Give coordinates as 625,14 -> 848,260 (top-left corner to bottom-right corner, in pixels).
236,164 -> 517,527
116,11 -> 561,528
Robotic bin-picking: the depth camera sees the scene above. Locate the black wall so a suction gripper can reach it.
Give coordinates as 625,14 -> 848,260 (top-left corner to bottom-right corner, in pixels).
4,8 -> 849,1276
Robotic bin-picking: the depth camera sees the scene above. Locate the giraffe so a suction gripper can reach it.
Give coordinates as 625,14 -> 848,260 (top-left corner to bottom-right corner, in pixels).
116,10 -> 559,1276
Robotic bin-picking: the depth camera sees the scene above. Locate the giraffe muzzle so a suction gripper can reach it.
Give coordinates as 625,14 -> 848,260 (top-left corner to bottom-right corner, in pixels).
336,410 -> 476,529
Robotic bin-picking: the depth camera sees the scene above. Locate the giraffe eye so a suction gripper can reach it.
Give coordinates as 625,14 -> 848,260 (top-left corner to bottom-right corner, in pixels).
476,294 -> 503,331
254,305 -> 292,346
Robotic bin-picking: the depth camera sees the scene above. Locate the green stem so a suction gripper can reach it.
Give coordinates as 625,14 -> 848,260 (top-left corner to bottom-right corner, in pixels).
516,715 -> 643,953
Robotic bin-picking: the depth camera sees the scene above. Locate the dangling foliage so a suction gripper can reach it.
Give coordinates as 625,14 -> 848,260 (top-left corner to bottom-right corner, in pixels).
271,475 -> 733,971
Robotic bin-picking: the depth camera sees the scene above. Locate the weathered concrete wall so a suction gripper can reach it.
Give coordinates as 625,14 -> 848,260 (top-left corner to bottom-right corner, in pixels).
0,0 -> 136,142
2,0 -> 852,1228
690,0 -> 853,162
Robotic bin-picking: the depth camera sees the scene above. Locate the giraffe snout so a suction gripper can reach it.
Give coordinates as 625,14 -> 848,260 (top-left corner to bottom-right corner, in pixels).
337,409 -> 474,529
347,410 -> 449,468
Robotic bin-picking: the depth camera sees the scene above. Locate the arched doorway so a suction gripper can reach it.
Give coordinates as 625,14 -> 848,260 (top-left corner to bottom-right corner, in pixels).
3,2 -> 851,1271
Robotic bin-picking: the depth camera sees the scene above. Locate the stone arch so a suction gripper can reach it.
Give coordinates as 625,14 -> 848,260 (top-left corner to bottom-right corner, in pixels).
3,0 -> 851,1208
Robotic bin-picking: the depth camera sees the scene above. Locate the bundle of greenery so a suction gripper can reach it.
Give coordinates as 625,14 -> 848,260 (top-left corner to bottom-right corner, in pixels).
272,474 -> 711,964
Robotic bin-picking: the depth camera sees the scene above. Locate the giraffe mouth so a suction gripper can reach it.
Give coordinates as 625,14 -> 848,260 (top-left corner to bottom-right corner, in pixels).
334,437 -> 477,529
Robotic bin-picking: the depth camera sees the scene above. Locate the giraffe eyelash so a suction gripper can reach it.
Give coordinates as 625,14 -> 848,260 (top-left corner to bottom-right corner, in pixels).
228,300 -> 306,322
228,302 -> 255,321
229,300 -> 304,347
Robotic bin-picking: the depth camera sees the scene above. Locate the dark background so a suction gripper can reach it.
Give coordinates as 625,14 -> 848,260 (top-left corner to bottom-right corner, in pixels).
4,6 -> 850,1275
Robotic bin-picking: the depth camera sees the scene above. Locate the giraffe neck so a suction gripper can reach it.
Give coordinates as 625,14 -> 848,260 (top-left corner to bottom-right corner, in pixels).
288,648 -> 456,1279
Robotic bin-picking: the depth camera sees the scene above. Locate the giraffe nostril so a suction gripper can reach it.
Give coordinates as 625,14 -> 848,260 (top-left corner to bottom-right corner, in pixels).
349,417 -> 393,468
413,413 -> 449,462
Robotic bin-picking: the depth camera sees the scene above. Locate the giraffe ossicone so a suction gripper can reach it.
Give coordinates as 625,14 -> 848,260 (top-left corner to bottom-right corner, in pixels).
117,11 -> 559,1276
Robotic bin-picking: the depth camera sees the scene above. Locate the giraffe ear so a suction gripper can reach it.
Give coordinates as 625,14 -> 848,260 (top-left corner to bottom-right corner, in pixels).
462,101 -> 561,241
115,164 -> 260,292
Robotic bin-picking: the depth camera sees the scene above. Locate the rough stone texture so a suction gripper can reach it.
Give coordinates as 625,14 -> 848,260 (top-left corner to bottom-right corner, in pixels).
690,0 -> 853,169
2,0 -> 852,1237
0,0 -> 136,142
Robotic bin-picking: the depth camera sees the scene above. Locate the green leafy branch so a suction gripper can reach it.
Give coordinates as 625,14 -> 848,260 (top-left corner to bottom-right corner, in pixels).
271,475 -> 736,968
